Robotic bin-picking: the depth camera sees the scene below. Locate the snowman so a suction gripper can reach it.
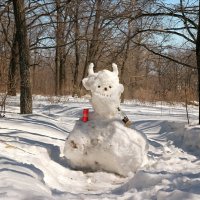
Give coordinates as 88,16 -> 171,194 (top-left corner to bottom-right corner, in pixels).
64,63 -> 148,176
82,63 -> 124,119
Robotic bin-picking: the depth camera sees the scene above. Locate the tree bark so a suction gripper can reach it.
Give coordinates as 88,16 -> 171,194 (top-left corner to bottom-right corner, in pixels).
80,0 -> 102,91
13,0 -> 32,114
55,0 -> 66,95
120,20 -> 131,103
7,32 -> 18,96
73,2 -> 80,96
196,0 -> 200,124
88,0 -> 102,69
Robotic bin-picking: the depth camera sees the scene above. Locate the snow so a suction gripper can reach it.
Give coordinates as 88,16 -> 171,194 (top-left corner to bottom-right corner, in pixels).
64,113 -> 148,176
0,94 -> 199,199
183,125 -> 200,150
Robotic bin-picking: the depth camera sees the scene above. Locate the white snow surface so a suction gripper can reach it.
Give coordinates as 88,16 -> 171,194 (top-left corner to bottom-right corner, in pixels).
0,95 -> 200,199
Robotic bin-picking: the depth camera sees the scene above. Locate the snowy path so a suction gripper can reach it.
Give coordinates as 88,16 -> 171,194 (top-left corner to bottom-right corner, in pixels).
0,96 -> 200,199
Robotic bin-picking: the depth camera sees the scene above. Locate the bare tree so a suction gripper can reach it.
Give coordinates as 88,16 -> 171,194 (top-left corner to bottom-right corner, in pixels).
12,0 -> 32,114
7,31 -> 18,96
196,0 -> 200,124
0,0 -> 196,114
122,0 -> 200,123
73,0 -> 81,96
55,0 -> 66,95
80,0 -> 103,90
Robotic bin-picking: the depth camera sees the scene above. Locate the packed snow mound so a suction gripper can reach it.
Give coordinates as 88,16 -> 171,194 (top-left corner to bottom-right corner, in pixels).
82,63 -> 124,119
64,113 -> 148,176
183,125 -> 200,149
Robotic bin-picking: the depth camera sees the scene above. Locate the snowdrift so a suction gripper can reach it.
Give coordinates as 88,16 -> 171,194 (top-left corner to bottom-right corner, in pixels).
183,125 -> 200,150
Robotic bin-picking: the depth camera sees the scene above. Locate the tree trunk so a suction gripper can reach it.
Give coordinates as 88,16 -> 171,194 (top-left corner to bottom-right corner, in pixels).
88,0 -> 102,69
7,32 -> 18,96
80,0 -> 102,91
73,1 -> 80,96
79,42 -> 89,91
196,53 -> 200,125
55,44 -> 60,95
13,0 -> 32,114
120,34 -> 130,103
55,0 -> 66,96
196,0 -> 200,124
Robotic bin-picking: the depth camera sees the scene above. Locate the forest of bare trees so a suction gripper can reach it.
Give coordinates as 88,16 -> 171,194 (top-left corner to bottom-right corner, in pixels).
0,0 -> 199,121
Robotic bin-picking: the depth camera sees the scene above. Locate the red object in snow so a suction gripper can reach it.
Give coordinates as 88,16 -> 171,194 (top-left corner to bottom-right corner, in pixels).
82,108 -> 89,122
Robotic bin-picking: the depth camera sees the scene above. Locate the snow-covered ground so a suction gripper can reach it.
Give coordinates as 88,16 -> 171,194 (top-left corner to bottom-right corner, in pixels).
0,95 -> 199,200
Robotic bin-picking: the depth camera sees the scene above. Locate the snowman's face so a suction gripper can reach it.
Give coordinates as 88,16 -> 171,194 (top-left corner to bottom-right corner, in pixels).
91,70 -> 123,98
82,64 -> 124,99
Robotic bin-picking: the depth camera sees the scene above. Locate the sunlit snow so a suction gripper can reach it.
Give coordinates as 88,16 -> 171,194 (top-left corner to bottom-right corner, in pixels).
0,94 -> 199,199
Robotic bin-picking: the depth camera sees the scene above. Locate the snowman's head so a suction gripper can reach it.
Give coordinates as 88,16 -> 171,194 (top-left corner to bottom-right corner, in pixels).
82,63 -> 124,98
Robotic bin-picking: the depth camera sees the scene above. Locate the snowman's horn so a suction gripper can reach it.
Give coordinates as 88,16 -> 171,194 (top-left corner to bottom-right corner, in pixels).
88,63 -> 94,75
112,63 -> 118,76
